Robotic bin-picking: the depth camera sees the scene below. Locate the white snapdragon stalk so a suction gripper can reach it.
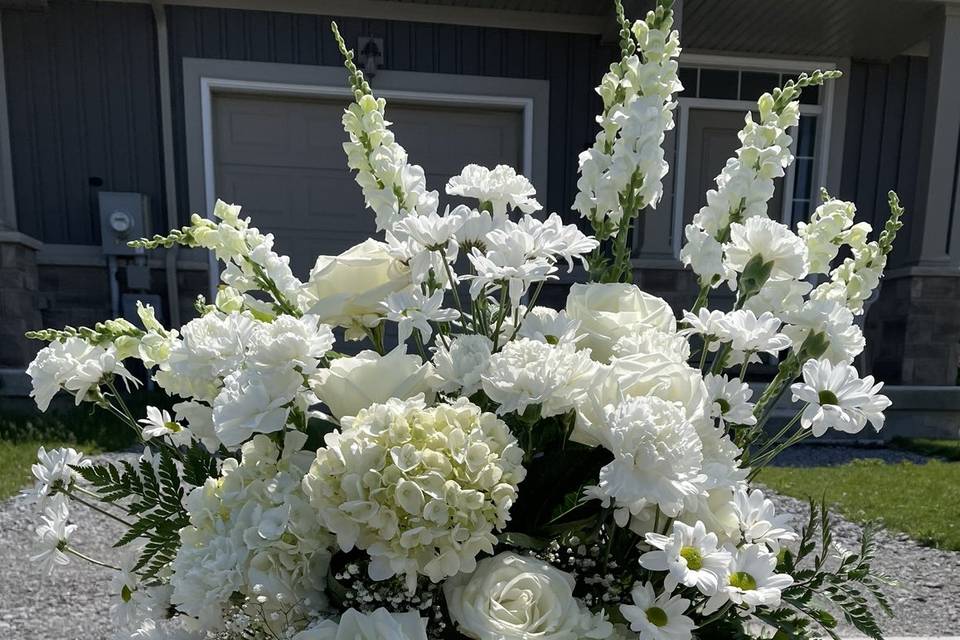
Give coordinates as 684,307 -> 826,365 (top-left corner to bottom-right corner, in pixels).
333,25 -> 437,232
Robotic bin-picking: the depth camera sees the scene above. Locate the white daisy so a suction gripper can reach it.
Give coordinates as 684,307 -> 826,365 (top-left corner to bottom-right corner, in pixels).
138,406 -> 192,446
640,520 -> 732,595
31,498 -> 76,575
512,306 -> 582,346
733,487 -> 799,553
790,359 -> 891,436
680,308 -> 727,339
620,581 -> 695,640
381,289 -> 459,343
715,310 -> 791,356
725,217 -> 809,282
466,230 -> 556,311
445,164 -> 542,216
704,374 -> 757,427
31,446 -> 88,505
782,299 -> 865,365
391,204 -> 466,250
516,212 -> 599,271
709,544 -> 793,609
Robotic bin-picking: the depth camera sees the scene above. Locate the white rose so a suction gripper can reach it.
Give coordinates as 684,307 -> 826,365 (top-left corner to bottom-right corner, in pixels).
566,283 -> 676,362
312,347 -> 436,420
306,239 -> 412,338
293,608 -> 427,640
444,552 -> 613,640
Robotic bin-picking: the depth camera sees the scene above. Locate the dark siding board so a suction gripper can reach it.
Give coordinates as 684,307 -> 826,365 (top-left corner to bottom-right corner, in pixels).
838,56 -> 926,269
2,1 -> 164,243
164,6 -> 611,225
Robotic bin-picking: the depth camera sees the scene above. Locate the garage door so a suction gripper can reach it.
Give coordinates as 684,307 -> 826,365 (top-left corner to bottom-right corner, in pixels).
213,92 -> 524,278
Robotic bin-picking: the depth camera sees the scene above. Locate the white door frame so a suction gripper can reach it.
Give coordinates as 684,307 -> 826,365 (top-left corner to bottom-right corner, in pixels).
670,53 -> 837,258
182,58 -> 550,296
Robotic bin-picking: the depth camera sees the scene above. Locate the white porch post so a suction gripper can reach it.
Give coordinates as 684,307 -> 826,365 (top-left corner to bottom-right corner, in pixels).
909,4 -> 960,267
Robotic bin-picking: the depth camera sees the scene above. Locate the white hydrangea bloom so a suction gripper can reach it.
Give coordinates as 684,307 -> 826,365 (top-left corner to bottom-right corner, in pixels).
431,334 -> 493,397
445,164 -> 542,216
170,433 -> 332,630
591,396 -> 706,521
303,397 -> 525,591
482,338 -> 600,418
790,359 -> 891,437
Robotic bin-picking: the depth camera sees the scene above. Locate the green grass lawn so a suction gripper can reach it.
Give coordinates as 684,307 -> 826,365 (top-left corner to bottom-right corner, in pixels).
0,440 -> 101,500
758,457 -> 960,551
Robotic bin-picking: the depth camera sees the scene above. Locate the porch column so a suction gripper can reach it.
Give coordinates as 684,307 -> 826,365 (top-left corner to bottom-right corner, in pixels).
870,4 -> 960,385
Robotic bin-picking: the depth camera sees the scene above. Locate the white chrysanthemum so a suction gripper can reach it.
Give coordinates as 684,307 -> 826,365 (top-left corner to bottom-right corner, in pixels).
515,212 -> 599,271
680,308 -> 726,338
444,552 -> 613,640
482,338 -> 599,418
511,306 -> 581,346
466,229 -> 555,310
790,359 -> 891,437
592,396 -> 705,520
30,497 -> 75,575
392,205 -> 466,250
27,337 -> 137,411
138,406 -> 192,447
725,217 -> 809,282
32,446 -> 89,505
782,299 -> 865,365
171,433 -> 332,630
708,544 -> 793,610
715,310 -> 790,356
733,487 -> 799,553
704,374 -> 756,427
303,397 -> 525,591
620,581 -> 695,640
446,164 -> 542,216
612,328 -> 690,363
431,334 -> 493,397
640,521 -> 732,595
382,289 -> 459,343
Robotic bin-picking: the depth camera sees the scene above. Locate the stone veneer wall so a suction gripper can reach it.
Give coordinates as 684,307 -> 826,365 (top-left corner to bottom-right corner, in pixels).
865,274 -> 960,385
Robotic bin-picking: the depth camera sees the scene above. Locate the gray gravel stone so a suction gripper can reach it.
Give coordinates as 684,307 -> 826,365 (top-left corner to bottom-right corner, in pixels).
767,490 -> 960,637
768,444 -> 931,467
2,450 -> 958,638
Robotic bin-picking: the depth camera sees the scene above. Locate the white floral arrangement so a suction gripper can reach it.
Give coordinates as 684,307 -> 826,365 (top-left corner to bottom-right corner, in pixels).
24,2 -> 904,639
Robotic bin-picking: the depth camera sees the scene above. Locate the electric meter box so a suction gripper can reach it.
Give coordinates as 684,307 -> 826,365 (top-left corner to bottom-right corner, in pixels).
99,192 -> 150,256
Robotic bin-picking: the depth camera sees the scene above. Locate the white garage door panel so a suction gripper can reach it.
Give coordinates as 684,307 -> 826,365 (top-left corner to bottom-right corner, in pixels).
213,93 -> 523,278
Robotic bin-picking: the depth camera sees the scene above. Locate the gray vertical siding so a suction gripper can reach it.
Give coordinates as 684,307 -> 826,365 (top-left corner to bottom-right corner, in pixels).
839,56 -> 927,269
164,5 -> 611,226
1,1 -> 165,243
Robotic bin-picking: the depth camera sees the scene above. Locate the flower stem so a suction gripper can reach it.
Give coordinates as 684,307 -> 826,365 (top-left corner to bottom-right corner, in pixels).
65,546 -> 120,571
63,488 -> 134,527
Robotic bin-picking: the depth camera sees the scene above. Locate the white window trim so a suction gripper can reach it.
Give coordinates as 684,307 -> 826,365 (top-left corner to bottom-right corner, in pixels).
182,58 -> 549,297
668,54 -> 839,259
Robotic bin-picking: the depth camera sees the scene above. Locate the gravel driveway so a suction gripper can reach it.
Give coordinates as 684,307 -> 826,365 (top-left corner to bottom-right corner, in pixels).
1,450 -> 958,639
